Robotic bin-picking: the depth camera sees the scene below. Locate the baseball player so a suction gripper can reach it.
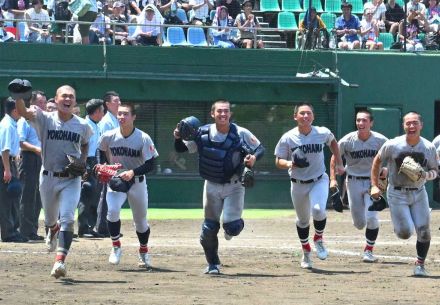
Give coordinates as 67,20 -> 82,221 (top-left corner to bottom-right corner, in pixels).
371,111 -> 438,276
173,100 -> 264,275
274,103 -> 344,269
77,99 -> 105,238
432,134 -> 440,149
16,85 -> 93,279
98,103 -> 158,268
95,91 -> 121,237
17,90 -> 46,241
329,110 -> 388,263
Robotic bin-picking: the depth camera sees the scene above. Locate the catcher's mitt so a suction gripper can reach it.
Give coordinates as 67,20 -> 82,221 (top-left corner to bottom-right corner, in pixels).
398,156 -> 425,182
109,170 -> 135,193
240,166 -> 254,188
178,116 -> 201,141
8,79 -> 33,101
330,187 -> 343,213
65,155 -> 87,177
292,147 -> 309,168
93,163 -> 123,184
368,195 -> 388,211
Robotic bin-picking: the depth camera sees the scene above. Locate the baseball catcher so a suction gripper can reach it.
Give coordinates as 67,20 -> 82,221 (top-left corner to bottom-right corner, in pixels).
65,155 -> 87,177
329,187 -> 343,213
398,156 -> 425,182
8,78 -> 33,101
178,116 -> 201,141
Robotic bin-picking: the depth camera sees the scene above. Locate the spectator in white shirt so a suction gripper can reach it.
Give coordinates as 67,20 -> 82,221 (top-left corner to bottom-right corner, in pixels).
24,0 -> 51,43
133,4 -> 164,45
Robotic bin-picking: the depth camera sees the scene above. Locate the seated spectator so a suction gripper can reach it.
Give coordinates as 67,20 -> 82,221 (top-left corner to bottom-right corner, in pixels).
407,0 -> 426,15
336,2 -> 361,50
2,0 -> 30,21
385,0 -> 405,36
216,0 -> 240,19
189,0 -> 213,26
158,0 -> 184,24
0,9 -> 15,42
234,0 -> 263,48
133,4 -> 163,45
211,5 -> 234,48
89,1 -> 111,44
24,0 -> 51,43
109,1 -> 131,45
425,0 -> 440,32
364,0 -> 386,31
360,8 -> 383,50
298,7 -> 329,49
399,12 -> 425,51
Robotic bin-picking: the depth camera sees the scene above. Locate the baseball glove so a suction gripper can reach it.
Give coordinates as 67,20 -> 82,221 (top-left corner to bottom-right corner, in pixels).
368,195 -> 388,212
240,166 -> 254,188
178,116 -> 201,141
292,147 -> 309,168
109,170 -> 135,193
330,187 -> 343,213
93,163 -> 123,184
65,155 -> 87,177
8,79 -> 33,101
398,156 -> 425,182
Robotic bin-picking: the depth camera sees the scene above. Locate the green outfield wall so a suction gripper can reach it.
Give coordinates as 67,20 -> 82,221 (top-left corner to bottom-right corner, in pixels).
1,44 -> 439,208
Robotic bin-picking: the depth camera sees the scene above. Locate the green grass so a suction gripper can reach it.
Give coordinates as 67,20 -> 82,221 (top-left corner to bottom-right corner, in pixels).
121,209 -> 295,220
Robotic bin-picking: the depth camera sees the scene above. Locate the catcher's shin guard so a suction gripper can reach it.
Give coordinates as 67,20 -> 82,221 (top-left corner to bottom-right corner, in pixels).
200,219 -> 221,265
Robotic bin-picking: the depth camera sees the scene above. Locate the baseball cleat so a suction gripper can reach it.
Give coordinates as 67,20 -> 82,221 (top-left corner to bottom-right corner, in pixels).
45,226 -> 59,253
224,232 -> 233,241
414,264 -> 428,277
363,250 -> 378,263
109,247 -> 122,265
300,251 -> 313,269
204,264 -> 220,275
314,239 -> 328,260
138,252 -> 152,269
50,261 -> 66,279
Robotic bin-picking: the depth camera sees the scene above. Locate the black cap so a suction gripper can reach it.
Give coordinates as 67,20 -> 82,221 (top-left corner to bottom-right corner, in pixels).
242,0 -> 252,7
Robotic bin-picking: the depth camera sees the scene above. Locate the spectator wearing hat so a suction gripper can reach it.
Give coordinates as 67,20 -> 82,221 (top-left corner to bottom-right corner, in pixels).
189,0 -> 214,26
335,2 -> 361,50
89,1 -> 112,44
17,91 -> 46,241
211,5 -> 235,47
0,98 -> 28,243
24,0 -> 51,43
77,99 -> 105,238
133,4 -> 163,45
234,0 -> 264,48
298,7 -> 329,49
109,1 -> 131,44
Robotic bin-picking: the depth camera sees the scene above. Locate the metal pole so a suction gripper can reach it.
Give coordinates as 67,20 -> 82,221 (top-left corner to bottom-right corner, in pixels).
403,0 -> 407,52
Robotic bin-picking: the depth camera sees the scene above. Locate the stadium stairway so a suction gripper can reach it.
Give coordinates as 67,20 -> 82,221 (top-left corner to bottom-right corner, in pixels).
257,16 -> 287,49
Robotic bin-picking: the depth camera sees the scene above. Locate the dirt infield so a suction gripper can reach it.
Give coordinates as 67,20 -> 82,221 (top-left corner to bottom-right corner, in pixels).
1,210 -> 440,305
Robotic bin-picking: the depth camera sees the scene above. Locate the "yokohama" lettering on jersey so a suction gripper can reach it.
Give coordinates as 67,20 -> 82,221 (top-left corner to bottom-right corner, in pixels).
47,130 -> 80,143
349,149 -> 378,159
110,146 -> 141,157
298,143 -> 323,154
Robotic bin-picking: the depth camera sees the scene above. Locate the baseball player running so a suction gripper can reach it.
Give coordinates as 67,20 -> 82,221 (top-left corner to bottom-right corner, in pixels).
98,103 -> 158,269
173,100 -> 264,275
371,111 -> 438,276
15,84 -> 93,279
274,103 -> 344,269
330,110 -> 388,263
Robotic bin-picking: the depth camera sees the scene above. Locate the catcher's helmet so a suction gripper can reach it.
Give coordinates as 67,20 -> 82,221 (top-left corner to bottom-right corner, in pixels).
8,79 -> 33,101
178,116 -> 201,141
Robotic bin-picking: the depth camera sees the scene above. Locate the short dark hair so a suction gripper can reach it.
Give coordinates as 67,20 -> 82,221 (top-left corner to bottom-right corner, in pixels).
31,90 -> 46,105
403,111 -> 423,123
119,103 -> 136,115
85,98 -> 104,115
4,97 -> 16,115
103,91 -> 119,112
294,102 -> 314,115
356,109 -> 373,121
211,99 -> 230,112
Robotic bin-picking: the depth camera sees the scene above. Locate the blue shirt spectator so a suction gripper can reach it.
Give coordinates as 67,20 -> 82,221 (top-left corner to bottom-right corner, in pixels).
17,117 -> 41,148
336,14 -> 361,42
0,113 -> 20,157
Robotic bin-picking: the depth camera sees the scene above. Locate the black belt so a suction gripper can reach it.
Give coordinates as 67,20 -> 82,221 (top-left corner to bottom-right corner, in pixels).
135,176 -> 145,183
43,170 -> 70,178
347,175 -> 370,180
291,174 -> 323,184
394,186 -> 419,191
